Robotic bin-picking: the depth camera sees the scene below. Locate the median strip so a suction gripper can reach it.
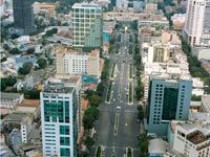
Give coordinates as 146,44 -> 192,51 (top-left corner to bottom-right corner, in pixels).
128,81 -> 133,105
106,80 -> 113,103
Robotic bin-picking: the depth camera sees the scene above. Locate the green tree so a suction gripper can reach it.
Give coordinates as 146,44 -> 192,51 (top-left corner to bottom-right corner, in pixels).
9,48 -> 21,54
89,94 -> 101,107
137,105 -> 144,121
23,88 -> 41,99
83,106 -> 99,130
26,48 -> 35,54
96,82 -> 105,96
18,62 -> 33,75
1,76 -> 17,91
84,136 -> 95,149
1,80 -> 7,91
37,58 -> 47,69
138,133 -> 149,157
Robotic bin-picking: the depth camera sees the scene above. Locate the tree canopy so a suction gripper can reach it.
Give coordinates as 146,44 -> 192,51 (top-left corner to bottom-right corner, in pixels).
83,106 -> 99,130
37,58 -> 47,69
18,62 -> 33,75
1,76 -> 17,91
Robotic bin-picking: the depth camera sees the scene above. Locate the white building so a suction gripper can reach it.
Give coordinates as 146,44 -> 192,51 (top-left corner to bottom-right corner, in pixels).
56,46 -> 102,78
173,121 -> 210,157
20,117 -> 32,143
41,80 -> 78,157
183,0 -> 210,46
192,78 -> 205,96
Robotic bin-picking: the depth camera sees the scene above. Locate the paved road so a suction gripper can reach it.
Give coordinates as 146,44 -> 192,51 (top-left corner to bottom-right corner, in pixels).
92,29 -> 141,157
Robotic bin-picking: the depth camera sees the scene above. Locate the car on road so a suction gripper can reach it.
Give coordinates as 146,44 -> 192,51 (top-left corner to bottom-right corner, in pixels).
116,106 -> 121,110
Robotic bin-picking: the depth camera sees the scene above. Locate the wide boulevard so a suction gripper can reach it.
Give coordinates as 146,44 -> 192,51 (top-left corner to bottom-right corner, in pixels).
92,27 -> 141,157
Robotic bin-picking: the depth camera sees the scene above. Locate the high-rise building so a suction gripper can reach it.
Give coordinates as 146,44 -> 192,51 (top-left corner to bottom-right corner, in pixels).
41,80 -> 78,157
72,2 -> 103,48
147,74 -> 192,136
183,0 -> 210,46
13,0 -> 36,34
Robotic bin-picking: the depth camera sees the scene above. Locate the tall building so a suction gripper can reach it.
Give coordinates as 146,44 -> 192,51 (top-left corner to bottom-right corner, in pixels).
147,74 -> 192,136
13,0 -> 36,34
72,2 -> 103,48
41,80 -> 78,157
183,0 -> 210,46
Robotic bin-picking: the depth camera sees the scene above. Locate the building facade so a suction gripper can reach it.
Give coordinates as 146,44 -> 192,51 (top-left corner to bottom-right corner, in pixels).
41,80 -> 78,157
72,2 -> 103,48
56,46 -> 102,78
147,74 -> 192,136
13,0 -> 36,35
183,0 -> 210,46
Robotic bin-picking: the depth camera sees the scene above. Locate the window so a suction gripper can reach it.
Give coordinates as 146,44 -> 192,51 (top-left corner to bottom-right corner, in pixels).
60,137 -> 70,146
60,126 -> 70,135
60,148 -> 70,156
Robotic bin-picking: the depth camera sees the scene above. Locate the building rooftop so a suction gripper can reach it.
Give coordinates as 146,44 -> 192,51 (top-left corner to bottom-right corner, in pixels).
43,80 -> 74,93
1,92 -> 22,100
88,49 -> 100,57
72,2 -> 101,8
149,138 -> 167,155
186,130 -> 208,145
18,99 -> 40,108
201,95 -> 210,112
3,113 -> 29,123
56,46 -> 84,56
150,72 -> 191,82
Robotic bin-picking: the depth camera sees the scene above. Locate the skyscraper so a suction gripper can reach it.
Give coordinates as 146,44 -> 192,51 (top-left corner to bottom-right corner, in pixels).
72,2 -> 103,48
147,74 -> 192,136
41,80 -> 78,157
183,0 -> 210,46
13,0 -> 36,34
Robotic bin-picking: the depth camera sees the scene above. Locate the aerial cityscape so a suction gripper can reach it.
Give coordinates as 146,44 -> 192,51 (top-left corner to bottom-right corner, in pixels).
0,0 -> 210,157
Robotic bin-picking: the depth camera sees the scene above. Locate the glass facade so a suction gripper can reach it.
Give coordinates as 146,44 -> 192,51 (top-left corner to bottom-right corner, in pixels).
162,88 -> 178,120
43,101 -> 70,123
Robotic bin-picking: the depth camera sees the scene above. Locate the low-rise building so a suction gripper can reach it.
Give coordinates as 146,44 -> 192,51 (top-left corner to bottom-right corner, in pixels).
173,121 -> 210,157
33,2 -> 56,18
148,138 -> 168,157
16,99 -> 40,114
171,14 -> 185,30
201,95 -> 210,112
0,92 -> 24,109
168,112 -> 210,157
192,78 -> 205,96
